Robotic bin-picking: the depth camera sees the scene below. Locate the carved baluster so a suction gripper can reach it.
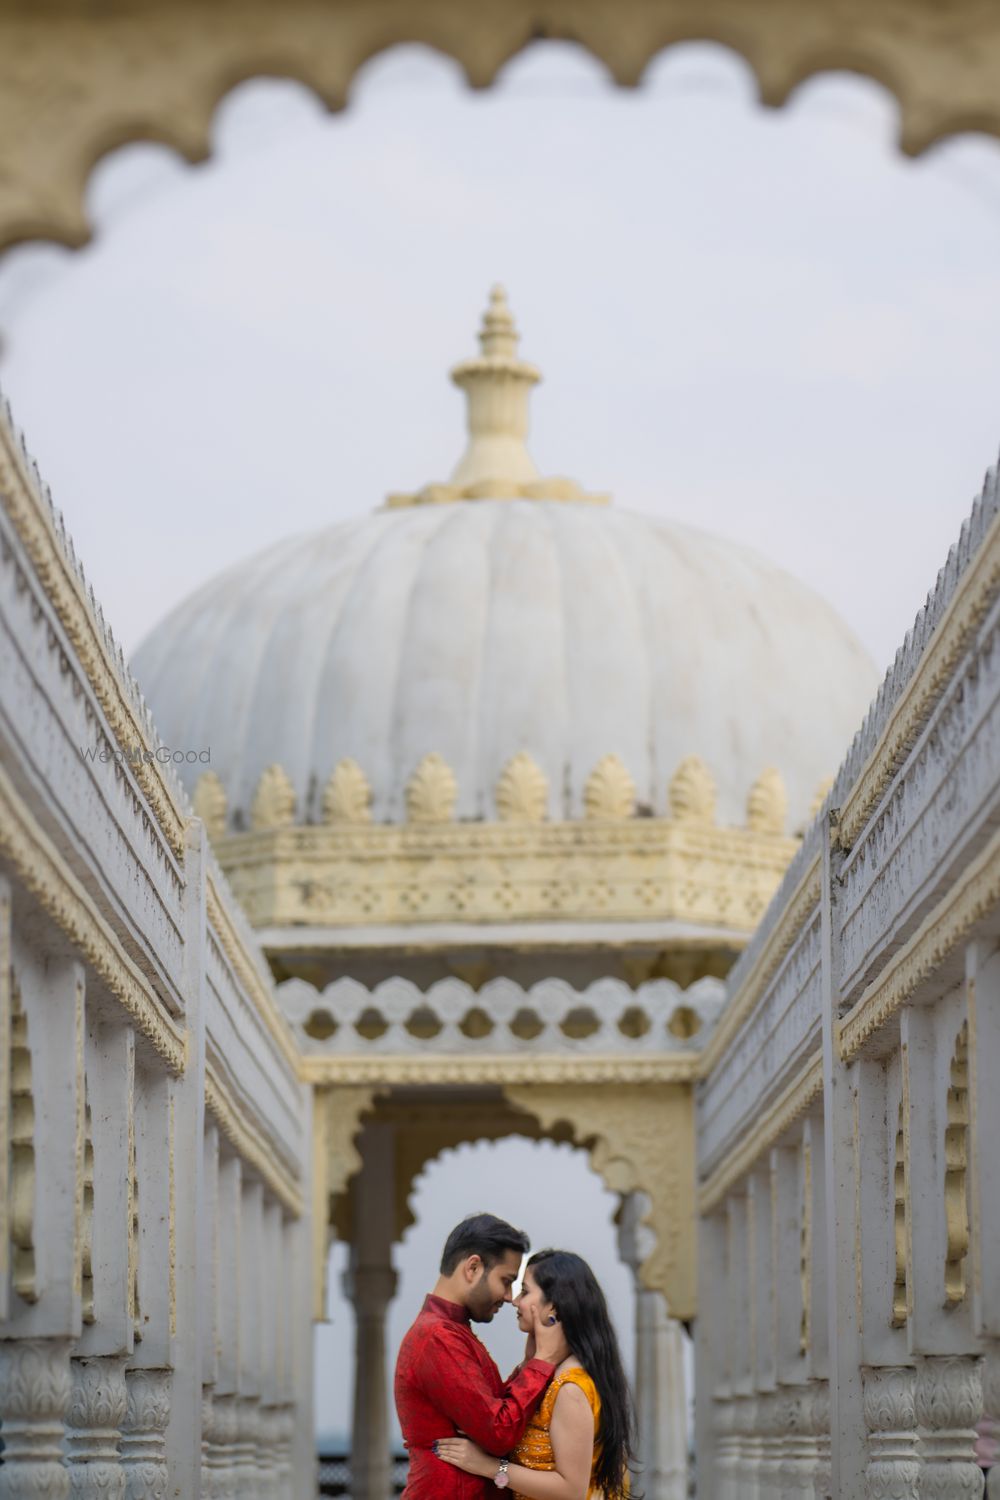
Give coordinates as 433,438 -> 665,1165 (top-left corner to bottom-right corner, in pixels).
208,1392 -> 239,1499
234,1393 -> 261,1500
274,1403 -> 296,1500
714,1396 -> 740,1500
256,1405 -> 280,1496
863,1365 -> 921,1499
810,1383 -> 831,1500
66,1354 -> 128,1498
915,1357 -> 984,1500
120,1367 -> 170,1500
984,1349 -> 1000,1500
0,1337 -> 73,1499
778,1384 -> 820,1500
760,1390 -> 785,1498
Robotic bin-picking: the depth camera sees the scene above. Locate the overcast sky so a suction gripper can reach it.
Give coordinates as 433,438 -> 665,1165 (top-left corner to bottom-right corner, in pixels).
3,39 -> 1000,1442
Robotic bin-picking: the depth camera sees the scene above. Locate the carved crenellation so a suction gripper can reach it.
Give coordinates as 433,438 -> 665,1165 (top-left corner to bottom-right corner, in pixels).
495,751 -> 548,823
581,756 -> 638,828
668,755 -> 716,825
66,1354 -> 128,1499
0,1337 -> 74,1500
9,972 -> 36,1302
944,1019 -> 970,1306
914,1357 -> 984,1500
193,771 -> 228,840
322,759 -> 372,825
405,753 -> 458,824
746,766 -> 787,835
863,1365 -> 921,1500
250,764 -> 296,831
120,1366 -> 171,1500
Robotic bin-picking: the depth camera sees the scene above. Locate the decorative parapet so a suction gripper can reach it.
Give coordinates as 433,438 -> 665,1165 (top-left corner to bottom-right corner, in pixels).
280,973 -> 725,1058
213,815 -> 798,932
0,393 -> 189,859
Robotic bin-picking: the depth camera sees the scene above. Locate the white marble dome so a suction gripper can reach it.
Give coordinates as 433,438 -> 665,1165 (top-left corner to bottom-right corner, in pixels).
132,289 -> 878,833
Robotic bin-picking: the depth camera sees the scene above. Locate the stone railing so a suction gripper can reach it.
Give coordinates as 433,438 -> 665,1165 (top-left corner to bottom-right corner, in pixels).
0,396 -> 312,1498
695,455 -> 1000,1497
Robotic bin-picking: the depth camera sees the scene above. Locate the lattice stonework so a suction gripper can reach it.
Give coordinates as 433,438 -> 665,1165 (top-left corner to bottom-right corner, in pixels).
944,1020 -> 970,1306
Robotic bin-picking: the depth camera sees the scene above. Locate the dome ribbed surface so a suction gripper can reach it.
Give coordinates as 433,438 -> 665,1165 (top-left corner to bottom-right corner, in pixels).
132,499 -> 878,830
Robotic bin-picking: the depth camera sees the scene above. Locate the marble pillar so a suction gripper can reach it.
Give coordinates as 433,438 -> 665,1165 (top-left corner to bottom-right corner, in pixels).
345,1121 -> 399,1500
120,1366 -> 171,1500
0,1337 -> 73,1500
66,1354 -> 129,1499
915,1357 -> 984,1500
863,1365 -> 921,1500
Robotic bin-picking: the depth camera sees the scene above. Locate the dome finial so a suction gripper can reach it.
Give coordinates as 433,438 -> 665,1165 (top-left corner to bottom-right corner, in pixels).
479,284 -> 518,359
383,285 -> 609,508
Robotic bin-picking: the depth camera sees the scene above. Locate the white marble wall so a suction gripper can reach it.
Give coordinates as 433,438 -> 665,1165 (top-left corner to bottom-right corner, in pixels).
696,464 -> 1000,1497
0,409 -> 313,1496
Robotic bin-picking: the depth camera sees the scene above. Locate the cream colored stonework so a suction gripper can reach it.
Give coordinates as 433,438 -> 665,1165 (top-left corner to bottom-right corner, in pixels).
213,813 -> 798,932
1,0 -> 1000,255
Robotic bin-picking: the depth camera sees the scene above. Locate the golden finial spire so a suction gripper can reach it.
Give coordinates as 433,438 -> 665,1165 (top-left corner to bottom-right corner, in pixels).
383,285 -> 609,508
448,285 -> 541,489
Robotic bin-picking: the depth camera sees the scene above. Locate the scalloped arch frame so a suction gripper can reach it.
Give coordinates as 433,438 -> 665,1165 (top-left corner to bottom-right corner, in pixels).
1,0 -> 999,254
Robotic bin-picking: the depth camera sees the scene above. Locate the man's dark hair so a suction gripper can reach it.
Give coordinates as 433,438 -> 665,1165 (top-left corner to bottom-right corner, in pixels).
439,1213 -> 530,1275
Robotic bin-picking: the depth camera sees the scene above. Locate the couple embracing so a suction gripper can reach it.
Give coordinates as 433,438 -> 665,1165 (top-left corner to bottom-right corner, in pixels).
394,1212 -> 634,1499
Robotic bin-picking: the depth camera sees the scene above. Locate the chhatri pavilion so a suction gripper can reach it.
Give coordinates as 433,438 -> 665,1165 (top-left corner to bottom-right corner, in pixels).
2,271 -> 999,1500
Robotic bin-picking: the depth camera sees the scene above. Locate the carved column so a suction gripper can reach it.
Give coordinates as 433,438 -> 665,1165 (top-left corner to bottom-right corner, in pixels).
234,1393 -> 262,1500
274,1403 -> 296,1500
863,1365 -> 921,1499
205,1391 -> 239,1500
0,1337 -> 73,1500
617,1190 -> 688,1499
983,1349 -> 1000,1499
810,1382 -> 832,1500
256,1405 -> 281,1497
915,1357 -> 984,1499
345,1264 -> 398,1500
734,1395 -> 762,1500
714,1396 -> 740,1500
758,1389 -> 784,1498
777,1384 -> 820,1500
120,1366 -> 171,1500
66,1354 -> 129,1499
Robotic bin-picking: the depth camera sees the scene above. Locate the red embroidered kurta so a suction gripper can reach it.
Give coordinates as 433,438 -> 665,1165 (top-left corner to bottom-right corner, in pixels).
394,1294 -> 554,1499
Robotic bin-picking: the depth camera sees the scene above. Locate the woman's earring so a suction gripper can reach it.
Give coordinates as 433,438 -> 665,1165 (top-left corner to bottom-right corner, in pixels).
546,1315 -> 558,1325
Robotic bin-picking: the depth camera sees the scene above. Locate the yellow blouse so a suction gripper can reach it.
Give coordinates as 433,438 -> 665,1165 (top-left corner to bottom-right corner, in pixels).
511,1366 -> 602,1500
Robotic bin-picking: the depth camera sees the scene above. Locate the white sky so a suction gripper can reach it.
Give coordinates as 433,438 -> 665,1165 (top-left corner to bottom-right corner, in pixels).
3,39 -> 1000,1444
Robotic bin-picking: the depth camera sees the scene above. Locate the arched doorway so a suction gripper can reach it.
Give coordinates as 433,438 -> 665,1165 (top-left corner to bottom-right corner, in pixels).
318,1088 -> 693,1499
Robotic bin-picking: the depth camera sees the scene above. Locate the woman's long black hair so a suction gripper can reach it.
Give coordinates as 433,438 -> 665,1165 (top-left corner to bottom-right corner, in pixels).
527,1249 -> 637,1499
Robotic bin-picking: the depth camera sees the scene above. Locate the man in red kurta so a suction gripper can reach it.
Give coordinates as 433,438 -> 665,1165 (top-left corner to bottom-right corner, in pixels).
394,1213 -> 565,1498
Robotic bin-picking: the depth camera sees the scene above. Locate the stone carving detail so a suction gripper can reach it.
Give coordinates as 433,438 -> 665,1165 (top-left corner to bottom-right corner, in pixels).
203,1390 -> 239,1500
914,1357 -> 984,1500
746,766 -> 787,834
250,764 -> 296,830
66,1355 -> 128,1499
944,1020 -> 970,1306
892,1098 -> 908,1329
405,753 -> 458,823
779,1384 -> 821,1497
495,752 -> 548,823
0,1337 -> 74,1499
120,1367 -> 171,1500
667,755 -> 716,824
193,771 -> 228,839
282,973 -> 725,1059
584,754 -> 635,821
322,758 -> 372,824
10,974 -> 36,1301
863,1365 -> 920,1500
234,1394 -> 261,1498
503,1081 -> 695,1318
